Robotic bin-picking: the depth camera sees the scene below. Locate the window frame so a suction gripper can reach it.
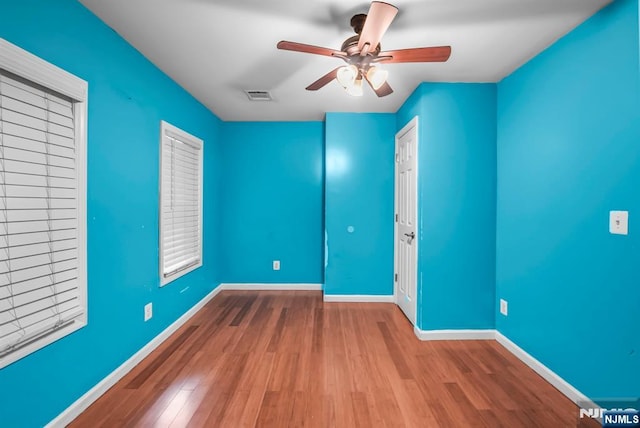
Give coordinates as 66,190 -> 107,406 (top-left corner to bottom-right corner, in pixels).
0,38 -> 87,369
158,120 -> 203,286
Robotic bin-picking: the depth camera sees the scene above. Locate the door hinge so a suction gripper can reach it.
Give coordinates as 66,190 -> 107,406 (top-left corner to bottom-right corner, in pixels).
395,214 -> 398,222
394,273 -> 398,282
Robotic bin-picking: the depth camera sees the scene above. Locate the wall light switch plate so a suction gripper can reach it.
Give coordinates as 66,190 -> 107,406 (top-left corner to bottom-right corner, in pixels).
273,260 -> 280,271
144,303 -> 153,322
609,211 -> 628,235
500,299 -> 508,316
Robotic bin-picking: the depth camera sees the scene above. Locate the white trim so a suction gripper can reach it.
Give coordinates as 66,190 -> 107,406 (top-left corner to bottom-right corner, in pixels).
46,285 -> 224,428
0,321 -> 86,371
394,116 -> 419,326
495,332 -> 597,409
220,283 -> 323,291
323,294 -> 395,303
414,327 -> 496,341
0,38 -> 87,101
76,79 -> 88,334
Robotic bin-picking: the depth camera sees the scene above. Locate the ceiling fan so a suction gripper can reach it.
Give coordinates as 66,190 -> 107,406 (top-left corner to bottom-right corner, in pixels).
277,1 -> 451,97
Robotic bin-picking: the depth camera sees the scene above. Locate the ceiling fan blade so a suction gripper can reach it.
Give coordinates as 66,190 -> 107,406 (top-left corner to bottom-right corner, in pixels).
364,74 -> 393,97
277,41 -> 343,58
357,2 -> 399,54
306,68 -> 341,91
377,46 -> 452,63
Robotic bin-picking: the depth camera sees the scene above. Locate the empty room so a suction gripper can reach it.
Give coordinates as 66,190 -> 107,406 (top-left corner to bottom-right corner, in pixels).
0,0 -> 638,426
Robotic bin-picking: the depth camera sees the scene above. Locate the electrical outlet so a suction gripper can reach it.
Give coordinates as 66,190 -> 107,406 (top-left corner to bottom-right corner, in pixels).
609,211 -> 628,235
144,303 -> 153,321
273,260 -> 280,271
500,299 -> 508,316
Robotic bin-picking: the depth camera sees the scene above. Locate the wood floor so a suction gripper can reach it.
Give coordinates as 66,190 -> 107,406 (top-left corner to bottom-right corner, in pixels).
71,291 -> 595,427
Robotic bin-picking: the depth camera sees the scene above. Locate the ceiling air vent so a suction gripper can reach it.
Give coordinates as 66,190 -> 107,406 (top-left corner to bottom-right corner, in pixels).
244,90 -> 272,101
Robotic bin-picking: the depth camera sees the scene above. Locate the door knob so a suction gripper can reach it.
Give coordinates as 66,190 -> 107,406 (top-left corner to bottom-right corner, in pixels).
404,232 -> 415,243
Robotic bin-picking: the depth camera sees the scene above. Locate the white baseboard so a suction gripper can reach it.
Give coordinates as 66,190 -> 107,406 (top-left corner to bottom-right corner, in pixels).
46,284 -> 224,428
322,294 -> 395,303
495,332 -> 597,409
414,327 -> 496,341
220,283 -> 322,291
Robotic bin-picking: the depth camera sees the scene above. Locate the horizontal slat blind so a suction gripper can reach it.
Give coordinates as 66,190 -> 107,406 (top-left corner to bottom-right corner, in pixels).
0,71 -> 83,357
160,125 -> 202,281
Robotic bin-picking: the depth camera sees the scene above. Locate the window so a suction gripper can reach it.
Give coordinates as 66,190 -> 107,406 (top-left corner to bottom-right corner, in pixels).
0,39 -> 87,369
159,121 -> 203,286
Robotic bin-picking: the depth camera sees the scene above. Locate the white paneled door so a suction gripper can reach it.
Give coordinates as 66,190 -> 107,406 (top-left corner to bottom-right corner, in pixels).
394,117 -> 418,325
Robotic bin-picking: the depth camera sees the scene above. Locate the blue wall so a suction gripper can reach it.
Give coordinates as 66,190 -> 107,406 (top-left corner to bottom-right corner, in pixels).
324,113 -> 396,296
397,83 -> 497,330
497,0 -> 640,401
0,0 -> 222,426
220,122 -> 324,284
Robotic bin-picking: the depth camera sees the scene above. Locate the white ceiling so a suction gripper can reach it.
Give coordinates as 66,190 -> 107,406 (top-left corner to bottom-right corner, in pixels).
79,0 -> 610,122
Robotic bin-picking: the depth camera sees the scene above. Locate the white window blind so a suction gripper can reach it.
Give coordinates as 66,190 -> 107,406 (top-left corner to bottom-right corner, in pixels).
0,38 -> 87,369
159,121 -> 203,285
0,71 -> 85,365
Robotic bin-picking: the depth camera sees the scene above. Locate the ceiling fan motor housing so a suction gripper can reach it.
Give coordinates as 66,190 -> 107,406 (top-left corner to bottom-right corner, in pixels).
341,35 -> 381,57
341,36 -> 380,76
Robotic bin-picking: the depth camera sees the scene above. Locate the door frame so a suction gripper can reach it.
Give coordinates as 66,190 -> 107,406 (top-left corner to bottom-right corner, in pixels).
393,116 -> 419,325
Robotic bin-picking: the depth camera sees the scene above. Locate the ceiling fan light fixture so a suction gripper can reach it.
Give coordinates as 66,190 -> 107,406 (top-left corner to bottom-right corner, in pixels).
345,76 -> 364,97
366,66 -> 388,90
336,64 -> 358,88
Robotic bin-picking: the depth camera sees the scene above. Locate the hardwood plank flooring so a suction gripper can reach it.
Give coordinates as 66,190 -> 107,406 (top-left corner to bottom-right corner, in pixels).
70,291 -> 597,427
